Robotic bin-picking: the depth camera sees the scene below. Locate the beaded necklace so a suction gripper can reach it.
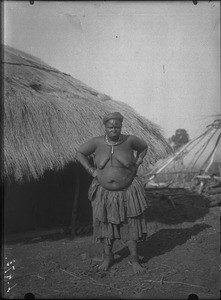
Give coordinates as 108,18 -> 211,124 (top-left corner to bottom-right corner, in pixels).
105,134 -> 123,154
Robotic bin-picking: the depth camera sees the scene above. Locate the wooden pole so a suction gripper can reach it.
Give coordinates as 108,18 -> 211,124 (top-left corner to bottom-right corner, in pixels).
147,126 -> 213,181
71,162 -> 80,239
197,133 -> 221,194
204,133 -> 221,173
189,129 -> 217,170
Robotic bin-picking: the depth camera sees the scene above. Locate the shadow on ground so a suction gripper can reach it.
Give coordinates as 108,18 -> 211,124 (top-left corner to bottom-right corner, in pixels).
115,223 -> 211,263
4,229 -> 93,245
144,190 -> 210,225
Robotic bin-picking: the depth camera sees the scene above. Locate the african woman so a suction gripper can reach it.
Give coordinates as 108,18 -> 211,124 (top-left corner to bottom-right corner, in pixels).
76,112 -> 148,274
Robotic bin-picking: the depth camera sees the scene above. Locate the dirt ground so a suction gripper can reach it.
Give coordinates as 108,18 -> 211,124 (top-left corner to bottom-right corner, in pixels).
2,191 -> 220,300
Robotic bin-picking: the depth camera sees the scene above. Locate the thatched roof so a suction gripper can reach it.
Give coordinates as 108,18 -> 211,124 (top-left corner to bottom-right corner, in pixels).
3,45 -> 173,182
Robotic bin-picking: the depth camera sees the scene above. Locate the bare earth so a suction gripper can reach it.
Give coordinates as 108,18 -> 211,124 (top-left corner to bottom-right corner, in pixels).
3,200 -> 220,299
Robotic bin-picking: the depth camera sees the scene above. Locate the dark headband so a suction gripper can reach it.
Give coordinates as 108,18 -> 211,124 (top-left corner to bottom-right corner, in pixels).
103,112 -> 124,124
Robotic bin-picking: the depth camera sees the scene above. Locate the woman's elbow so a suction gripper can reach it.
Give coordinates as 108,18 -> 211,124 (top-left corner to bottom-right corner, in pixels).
75,150 -> 82,161
143,142 -> 148,151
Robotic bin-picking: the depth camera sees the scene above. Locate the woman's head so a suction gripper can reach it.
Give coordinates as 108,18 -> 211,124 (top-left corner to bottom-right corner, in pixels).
103,112 -> 123,141
105,119 -> 122,140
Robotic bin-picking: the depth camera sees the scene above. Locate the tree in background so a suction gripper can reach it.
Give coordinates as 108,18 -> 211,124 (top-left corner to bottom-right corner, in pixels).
169,129 -> 190,151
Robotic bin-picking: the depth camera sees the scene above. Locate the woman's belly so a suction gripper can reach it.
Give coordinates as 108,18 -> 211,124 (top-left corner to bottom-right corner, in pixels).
97,166 -> 137,191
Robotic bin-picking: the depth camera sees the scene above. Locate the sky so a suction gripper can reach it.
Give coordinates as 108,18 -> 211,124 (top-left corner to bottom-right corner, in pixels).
3,1 -> 220,139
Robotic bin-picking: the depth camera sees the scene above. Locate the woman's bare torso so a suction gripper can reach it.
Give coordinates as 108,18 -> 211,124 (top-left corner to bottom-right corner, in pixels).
94,135 -> 137,190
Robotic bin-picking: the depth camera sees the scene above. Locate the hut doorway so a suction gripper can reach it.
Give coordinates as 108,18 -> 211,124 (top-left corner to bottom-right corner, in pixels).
4,162 -> 93,237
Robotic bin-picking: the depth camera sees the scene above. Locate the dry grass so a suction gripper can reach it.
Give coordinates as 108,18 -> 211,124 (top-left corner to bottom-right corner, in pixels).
4,45 -> 173,182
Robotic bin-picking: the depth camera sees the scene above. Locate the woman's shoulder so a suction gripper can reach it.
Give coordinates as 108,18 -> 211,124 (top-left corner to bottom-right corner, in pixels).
122,134 -> 134,141
89,135 -> 105,144
123,134 -> 146,145
95,135 -> 105,140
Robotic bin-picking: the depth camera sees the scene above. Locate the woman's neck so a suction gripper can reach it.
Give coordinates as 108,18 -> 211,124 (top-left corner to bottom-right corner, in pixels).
106,134 -> 121,143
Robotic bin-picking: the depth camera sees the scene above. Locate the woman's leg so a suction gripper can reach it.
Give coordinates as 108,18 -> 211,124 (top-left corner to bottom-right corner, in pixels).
126,240 -> 146,274
99,238 -> 114,271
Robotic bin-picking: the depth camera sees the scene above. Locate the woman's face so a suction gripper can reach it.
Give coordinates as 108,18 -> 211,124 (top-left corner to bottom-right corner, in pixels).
105,119 -> 122,140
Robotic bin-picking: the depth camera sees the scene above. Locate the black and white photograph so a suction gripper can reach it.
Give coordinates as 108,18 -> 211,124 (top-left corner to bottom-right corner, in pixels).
2,1 -> 220,299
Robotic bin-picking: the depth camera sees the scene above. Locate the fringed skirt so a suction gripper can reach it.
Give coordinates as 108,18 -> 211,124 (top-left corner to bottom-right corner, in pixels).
88,176 -> 149,244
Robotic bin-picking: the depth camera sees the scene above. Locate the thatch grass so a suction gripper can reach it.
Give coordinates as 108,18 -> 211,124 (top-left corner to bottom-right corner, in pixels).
3,45 -> 173,182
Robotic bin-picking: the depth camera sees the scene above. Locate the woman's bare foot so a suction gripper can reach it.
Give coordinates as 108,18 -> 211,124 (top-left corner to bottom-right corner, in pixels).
129,255 -> 146,274
98,253 -> 114,271
98,259 -> 111,271
131,261 -> 146,274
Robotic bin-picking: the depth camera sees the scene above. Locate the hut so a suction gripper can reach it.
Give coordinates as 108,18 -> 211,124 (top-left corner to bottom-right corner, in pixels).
146,118 -> 221,189
3,45 -> 172,238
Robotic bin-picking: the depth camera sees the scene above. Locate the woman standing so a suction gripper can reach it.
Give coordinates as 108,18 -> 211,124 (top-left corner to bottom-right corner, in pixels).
76,112 -> 148,274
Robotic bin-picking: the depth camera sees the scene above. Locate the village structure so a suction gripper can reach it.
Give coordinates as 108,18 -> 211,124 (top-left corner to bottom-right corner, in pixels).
2,46 -> 220,299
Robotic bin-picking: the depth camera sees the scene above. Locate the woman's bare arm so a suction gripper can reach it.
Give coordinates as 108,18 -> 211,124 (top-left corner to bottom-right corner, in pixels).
76,138 -> 97,176
130,135 -> 148,166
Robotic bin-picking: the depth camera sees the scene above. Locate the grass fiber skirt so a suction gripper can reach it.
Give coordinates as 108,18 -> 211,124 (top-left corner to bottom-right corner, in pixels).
88,176 -> 149,244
